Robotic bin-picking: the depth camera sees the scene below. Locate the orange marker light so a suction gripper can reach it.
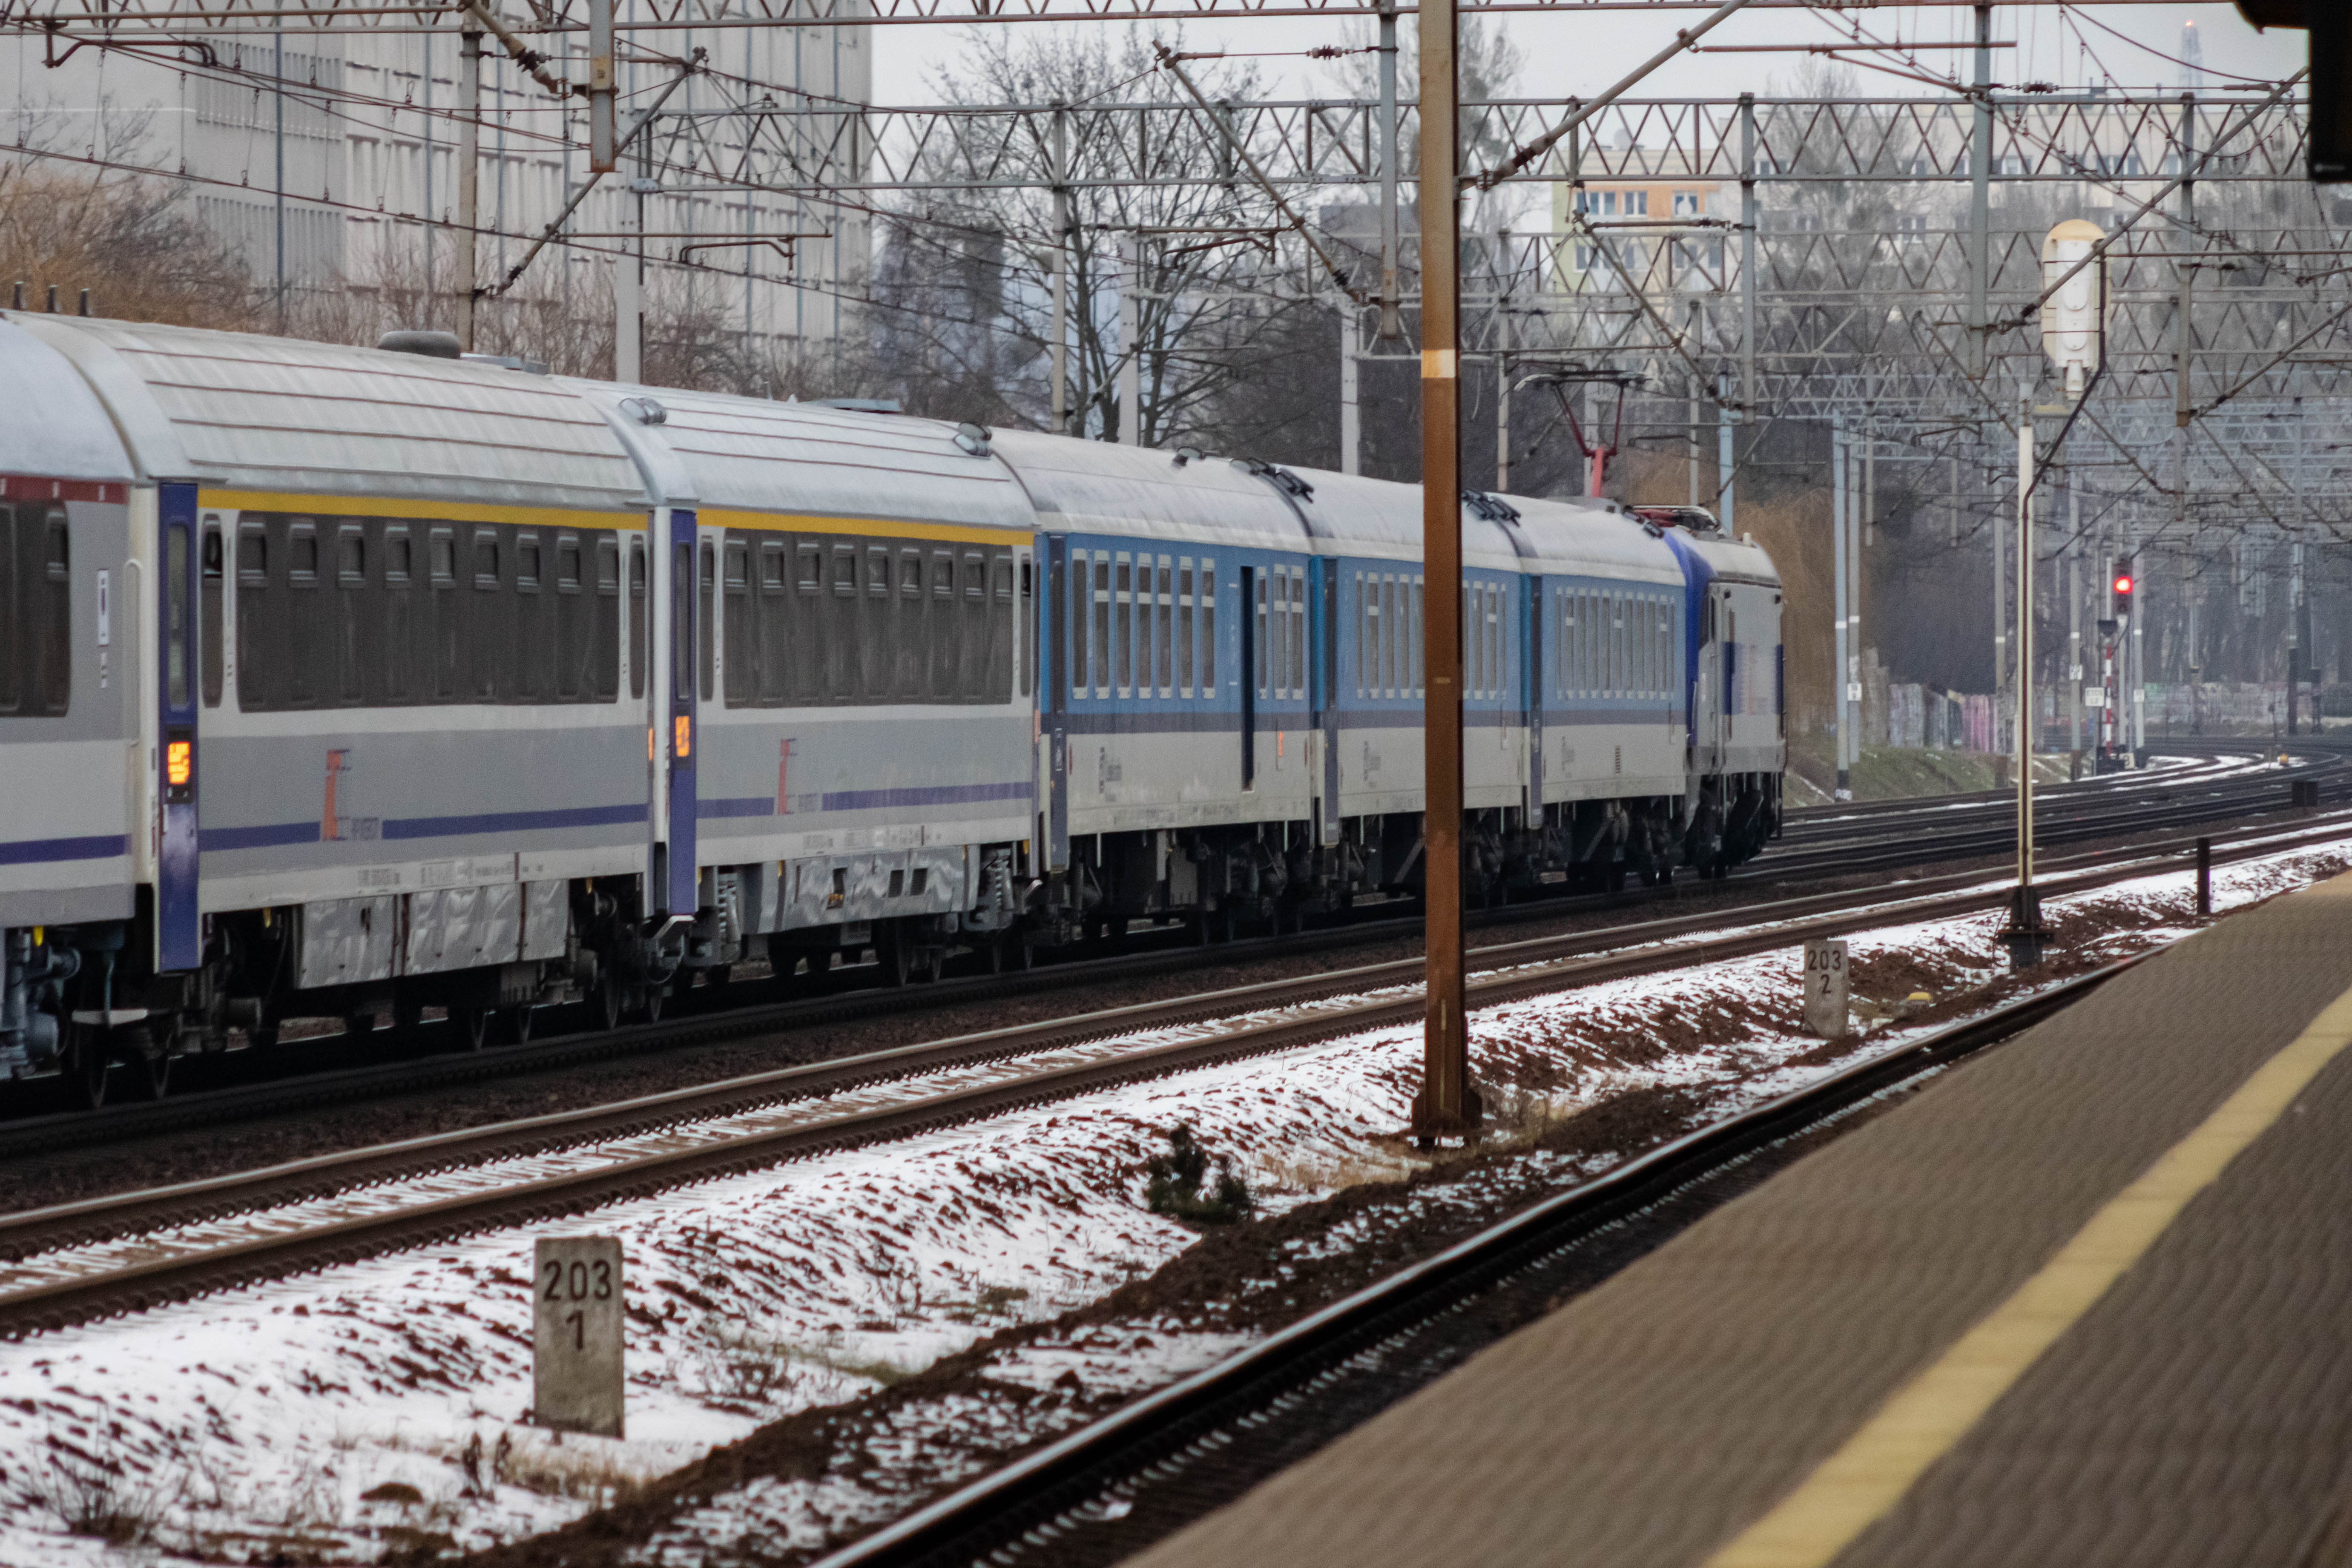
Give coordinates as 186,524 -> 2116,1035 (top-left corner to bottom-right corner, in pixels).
674,714 -> 692,759
166,739 -> 193,787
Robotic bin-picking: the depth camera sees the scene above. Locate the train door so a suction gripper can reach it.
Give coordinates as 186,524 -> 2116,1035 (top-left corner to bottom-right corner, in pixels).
661,507 -> 698,917
1239,564 -> 1257,791
1044,533 -> 1069,872
156,482 -> 201,972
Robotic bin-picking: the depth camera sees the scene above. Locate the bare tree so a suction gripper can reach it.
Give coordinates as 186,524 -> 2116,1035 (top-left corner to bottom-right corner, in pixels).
880,27 -> 1338,448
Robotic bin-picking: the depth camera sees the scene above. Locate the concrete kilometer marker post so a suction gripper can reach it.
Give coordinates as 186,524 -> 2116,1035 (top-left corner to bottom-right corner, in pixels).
534,1237 -> 626,1438
1802,939 -> 1849,1040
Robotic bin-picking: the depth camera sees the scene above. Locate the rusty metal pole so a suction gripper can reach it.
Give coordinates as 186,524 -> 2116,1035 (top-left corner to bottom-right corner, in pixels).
1412,0 -> 1477,1142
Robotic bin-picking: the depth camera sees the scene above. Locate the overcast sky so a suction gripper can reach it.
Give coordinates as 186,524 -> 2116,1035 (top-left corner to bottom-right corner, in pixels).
868,3 -> 2305,106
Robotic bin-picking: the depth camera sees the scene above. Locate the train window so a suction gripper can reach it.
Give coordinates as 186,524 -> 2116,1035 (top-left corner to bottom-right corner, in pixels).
557,537 -> 583,594
672,542 -> 694,704
698,540 -> 716,702
629,536 -> 647,701
1113,554 -> 1132,697
200,523 -> 224,709
231,522 -> 264,710
822,545 -> 853,698
1292,569 -> 1308,698
289,523 -> 318,585
992,552 -> 1015,702
864,544 -> 890,701
0,508 -> 15,712
165,523 -> 190,710
1411,576 -> 1424,696
469,528 -> 503,702
755,542 -> 787,705
37,509 -> 67,714
430,531 -> 455,585
892,548 -> 922,701
1384,576 -> 1400,697
517,534 -> 541,593
432,526 -> 463,703
722,537 -> 752,706
594,537 -> 620,702
1180,561 -> 1197,699
961,548 -> 988,701
334,525 -> 365,706
790,540 -> 819,704
1018,554 -> 1033,699
1200,558 -> 1216,695
1154,557 -> 1172,698
1353,573 -> 1367,700
1252,569 -> 1267,699
381,525 -> 413,707
1091,555 -> 1110,699
1066,551 -> 1086,702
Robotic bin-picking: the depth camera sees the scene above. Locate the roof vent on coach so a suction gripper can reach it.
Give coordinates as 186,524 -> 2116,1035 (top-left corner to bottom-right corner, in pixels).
1234,457 -> 1314,501
619,396 -> 668,426
1172,446 -> 1206,468
377,329 -> 461,359
1462,490 -> 1522,525
953,421 -> 993,457
1631,504 -> 1723,535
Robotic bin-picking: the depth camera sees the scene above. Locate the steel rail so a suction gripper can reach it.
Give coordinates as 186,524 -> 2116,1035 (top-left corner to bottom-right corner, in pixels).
0,811 -> 2344,1339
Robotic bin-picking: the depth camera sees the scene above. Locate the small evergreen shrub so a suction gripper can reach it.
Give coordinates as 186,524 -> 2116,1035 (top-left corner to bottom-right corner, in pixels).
1143,1123 -> 1255,1226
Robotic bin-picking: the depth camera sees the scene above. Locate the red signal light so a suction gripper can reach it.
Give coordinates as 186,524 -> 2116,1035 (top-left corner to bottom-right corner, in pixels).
2113,573 -> 2134,597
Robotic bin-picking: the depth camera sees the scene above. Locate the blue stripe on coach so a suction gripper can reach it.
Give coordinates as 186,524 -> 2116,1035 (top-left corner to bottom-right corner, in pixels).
0,833 -> 131,866
205,803 -> 647,851
698,781 -> 1034,820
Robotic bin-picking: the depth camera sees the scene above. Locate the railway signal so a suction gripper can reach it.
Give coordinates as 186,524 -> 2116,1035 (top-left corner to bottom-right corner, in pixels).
2112,569 -> 2136,608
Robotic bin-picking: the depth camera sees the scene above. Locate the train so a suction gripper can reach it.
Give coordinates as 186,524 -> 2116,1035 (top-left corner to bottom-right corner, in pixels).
0,315 -> 1784,1104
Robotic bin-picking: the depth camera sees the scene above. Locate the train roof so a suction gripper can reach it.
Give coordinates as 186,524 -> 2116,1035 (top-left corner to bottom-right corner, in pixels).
1503,494 -> 1686,585
988,431 -> 1310,549
0,319 -> 133,485
1668,526 -> 1781,589
562,384 -> 1037,534
1276,468 -> 1518,568
8,316 -> 647,517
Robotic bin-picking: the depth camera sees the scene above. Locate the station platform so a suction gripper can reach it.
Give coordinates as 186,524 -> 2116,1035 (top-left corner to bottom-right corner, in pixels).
1131,870 -> 2352,1568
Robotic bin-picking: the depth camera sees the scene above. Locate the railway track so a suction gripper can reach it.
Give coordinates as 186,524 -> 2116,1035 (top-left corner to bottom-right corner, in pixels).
3,745 -> 2335,1146
2,807 -> 2346,1341
806,957 -> 2139,1568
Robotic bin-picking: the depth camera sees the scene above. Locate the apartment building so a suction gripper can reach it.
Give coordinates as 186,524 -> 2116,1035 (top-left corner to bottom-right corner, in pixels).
0,10 -> 869,364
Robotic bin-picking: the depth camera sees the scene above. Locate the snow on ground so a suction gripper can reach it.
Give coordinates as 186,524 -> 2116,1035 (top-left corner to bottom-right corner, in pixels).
0,838 -> 2344,1565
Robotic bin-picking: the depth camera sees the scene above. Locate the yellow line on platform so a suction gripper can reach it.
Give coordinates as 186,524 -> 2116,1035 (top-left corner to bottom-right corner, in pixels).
1703,872 -> 2352,1568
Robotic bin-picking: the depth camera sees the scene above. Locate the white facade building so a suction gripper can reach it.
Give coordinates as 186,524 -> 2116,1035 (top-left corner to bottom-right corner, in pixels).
1,9 -> 870,371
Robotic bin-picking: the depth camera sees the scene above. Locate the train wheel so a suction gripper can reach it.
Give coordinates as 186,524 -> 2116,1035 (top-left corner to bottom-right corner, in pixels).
450,1008 -> 492,1052
502,1004 -> 535,1045
68,1025 -> 109,1111
594,971 -> 626,1032
125,1035 -> 172,1102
